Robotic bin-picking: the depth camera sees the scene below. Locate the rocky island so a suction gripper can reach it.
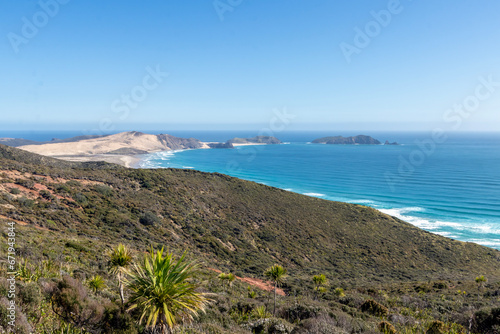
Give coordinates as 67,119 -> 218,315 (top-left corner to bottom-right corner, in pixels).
312,135 -> 382,145
227,136 -> 281,145
206,142 -> 234,149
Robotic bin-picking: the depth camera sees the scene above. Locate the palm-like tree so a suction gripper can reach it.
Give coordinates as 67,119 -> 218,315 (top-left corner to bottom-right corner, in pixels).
252,305 -> 271,319
109,244 -> 133,306
218,273 -> 228,290
88,275 -> 106,294
226,273 -> 236,289
264,264 -> 287,316
218,272 -> 236,292
312,274 -> 327,300
125,247 -> 210,334
475,275 -> 487,300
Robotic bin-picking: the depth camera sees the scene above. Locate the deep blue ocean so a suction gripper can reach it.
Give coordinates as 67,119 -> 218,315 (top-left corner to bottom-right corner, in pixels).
3,130 -> 500,249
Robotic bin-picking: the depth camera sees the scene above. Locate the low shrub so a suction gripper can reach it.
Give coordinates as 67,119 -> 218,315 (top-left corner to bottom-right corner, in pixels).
426,320 -> 446,334
15,178 -> 35,189
360,299 -> 388,317
9,187 -> 20,195
292,315 -> 349,334
18,197 -> 35,208
0,297 -> 33,334
50,276 -> 105,331
334,287 -> 345,297
247,317 -> 294,334
473,308 -> 500,334
65,241 -> 88,253
281,303 -> 322,322
94,185 -> 114,197
139,211 -> 160,226
39,190 -> 53,200
378,320 -> 396,334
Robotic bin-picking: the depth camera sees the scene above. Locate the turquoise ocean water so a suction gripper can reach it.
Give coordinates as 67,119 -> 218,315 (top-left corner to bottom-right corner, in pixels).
139,132 -> 500,250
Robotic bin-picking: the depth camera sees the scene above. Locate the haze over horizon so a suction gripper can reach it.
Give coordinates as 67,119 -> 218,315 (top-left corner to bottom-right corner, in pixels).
1,1 -> 499,132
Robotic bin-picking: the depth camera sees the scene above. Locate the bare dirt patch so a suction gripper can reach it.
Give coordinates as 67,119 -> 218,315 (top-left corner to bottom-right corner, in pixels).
209,268 -> 285,296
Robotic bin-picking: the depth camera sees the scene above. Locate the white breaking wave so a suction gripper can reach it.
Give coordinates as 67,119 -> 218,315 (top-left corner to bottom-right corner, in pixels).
303,192 -> 326,197
377,207 -> 462,231
378,207 -> 424,218
349,199 -> 375,204
468,239 -> 500,247
434,231 -> 459,238
377,207 -> 500,249
469,224 -> 500,235
138,150 -> 186,168
375,207 -> 500,246
155,149 -> 185,161
436,221 -> 464,228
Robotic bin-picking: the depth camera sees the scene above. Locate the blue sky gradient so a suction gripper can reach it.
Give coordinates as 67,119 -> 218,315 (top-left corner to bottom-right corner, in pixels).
1,0 -> 499,131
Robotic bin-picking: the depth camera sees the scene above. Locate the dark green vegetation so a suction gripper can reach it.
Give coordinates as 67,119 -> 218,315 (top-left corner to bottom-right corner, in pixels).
227,136 -> 282,144
207,142 -> 234,149
1,143 -> 500,333
0,135 -> 107,147
312,135 -> 382,145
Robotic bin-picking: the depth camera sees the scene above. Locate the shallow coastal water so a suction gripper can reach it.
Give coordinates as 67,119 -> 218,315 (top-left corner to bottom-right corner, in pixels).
140,132 -> 500,250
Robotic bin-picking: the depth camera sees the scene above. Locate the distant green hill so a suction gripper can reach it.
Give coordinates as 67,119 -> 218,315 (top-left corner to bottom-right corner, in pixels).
0,143 -> 120,169
227,136 -> 282,144
0,134 -> 107,147
1,143 -> 499,285
312,135 -> 381,145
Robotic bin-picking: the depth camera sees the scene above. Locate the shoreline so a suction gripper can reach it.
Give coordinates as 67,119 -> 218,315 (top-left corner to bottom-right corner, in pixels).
36,142 -> 273,168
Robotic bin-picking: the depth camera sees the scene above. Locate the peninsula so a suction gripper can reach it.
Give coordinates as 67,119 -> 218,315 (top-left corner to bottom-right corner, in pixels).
13,131 -> 206,167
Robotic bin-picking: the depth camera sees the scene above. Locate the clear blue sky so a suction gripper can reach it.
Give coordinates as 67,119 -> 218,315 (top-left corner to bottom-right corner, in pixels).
1,0 -> 499,132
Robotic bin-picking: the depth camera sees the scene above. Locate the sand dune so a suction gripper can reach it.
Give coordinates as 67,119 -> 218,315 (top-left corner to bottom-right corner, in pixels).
20,131 -> 206,156
17,131 -> 209,167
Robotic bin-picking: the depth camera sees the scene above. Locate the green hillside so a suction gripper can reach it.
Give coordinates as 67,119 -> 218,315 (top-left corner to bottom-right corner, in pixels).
1,144 -> 500,333
1,144 -> 498,283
